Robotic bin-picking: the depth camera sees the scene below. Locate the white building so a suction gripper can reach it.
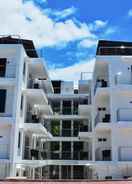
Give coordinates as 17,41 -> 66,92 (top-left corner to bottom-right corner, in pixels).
0,37 -> 132,180
92,40 -> 132,180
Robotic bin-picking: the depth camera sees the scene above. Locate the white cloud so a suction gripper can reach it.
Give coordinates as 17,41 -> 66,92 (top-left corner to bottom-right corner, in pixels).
52,6 -> 77,20
49,58 -> 95,84
104,27 -> 117,35
128,9 -> 132,17
79,39 -> 97,48
89,20 -> 108,31
0,0 -> 95,47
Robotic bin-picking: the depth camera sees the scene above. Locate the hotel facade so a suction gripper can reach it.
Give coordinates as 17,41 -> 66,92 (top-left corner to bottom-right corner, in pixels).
0,36 -> 132,180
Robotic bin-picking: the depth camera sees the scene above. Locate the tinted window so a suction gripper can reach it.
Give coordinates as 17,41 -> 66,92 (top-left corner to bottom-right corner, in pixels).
0,58 -> 6,77
0,89 -> 6,113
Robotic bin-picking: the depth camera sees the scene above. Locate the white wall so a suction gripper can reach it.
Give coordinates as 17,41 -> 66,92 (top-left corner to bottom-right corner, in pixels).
111,92 -> 132,122
0,127 -> 11,159
0,86 -> 15,117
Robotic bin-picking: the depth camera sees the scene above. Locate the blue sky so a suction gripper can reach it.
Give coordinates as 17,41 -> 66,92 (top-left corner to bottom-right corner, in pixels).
1,0 -> 132,81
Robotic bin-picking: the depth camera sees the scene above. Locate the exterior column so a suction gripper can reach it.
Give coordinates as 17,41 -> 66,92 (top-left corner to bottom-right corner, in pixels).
59,165 -> 61,180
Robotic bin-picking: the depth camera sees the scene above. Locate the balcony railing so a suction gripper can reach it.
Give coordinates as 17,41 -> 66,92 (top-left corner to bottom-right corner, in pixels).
0,113 -> 12,118
24,147 -> 92,160
51,124 -> 92,137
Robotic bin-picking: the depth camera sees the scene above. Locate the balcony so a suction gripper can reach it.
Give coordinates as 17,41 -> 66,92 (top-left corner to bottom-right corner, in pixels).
25,101 -> 52,125
95,147 -> 111,161
94,79 -> 109,97
95,111 -> 111,130
50,120 -> 91,137
27,57 -> 49,79
23,123 -> 52,138
24,147 -> 91,161
94,61 -> 109,97
28,78 -> 53,94
47,151 -> 91,160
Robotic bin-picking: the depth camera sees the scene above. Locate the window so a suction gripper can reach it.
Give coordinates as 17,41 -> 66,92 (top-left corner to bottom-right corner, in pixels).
23,62 -> 26,76
62,120 -> 71,137
51,101 -> 60,114
18,132 -> 21,149
62,100 -> 71,115
52,81 -> 61,94
0,58 -> 6,77
105,176 -> 112,180
23,62 -> 26,82
0,89 -> 6,113
62,142 -> 71,159
50,142 -> 60,159
51,120 -> 60,136
20,95 -> 23,111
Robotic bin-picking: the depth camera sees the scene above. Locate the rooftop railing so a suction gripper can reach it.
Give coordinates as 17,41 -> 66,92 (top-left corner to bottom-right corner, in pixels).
97,46 -> 132,56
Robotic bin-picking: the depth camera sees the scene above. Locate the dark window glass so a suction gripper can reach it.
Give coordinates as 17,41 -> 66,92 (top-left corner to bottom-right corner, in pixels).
50,142 -> 60,159
18,132 -> 21,148
0,89 -> 6,113
73,166 -> 84,179
73,100 -> 78,114
52,81 -> 61,94
51,120 -> 60,136
62,166 -> 71,179
102,150 -> 111,161
50,165 -> 59,179
0,58 -> 6,77
62,100 -> 71,115
105,176 -> 112,180
20,95 -> 23,110
62,120 -> 71,137
51,101 -> 60,114
23,62 -> 26,76
62,142 -> 71,159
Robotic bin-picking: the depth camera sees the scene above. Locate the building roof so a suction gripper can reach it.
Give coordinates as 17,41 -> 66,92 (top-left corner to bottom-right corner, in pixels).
0,180 -> 132,184
96,40 -> 132,56
0,36 -> 38,57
